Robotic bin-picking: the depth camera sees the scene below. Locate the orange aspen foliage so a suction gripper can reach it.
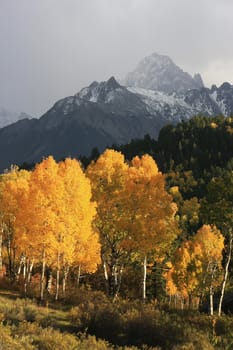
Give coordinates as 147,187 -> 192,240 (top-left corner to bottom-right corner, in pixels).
58,158 -> 100,272
0,167 -> 30,275
15,156 -> 100,289
87,150 -> 129,254
163,261 -> 178,296
192,225 -> 224,295
193,224 -> 224,266
87,151 -> 179,298
15,156 -> 63,264
171,225 -> 224,299
123,154 -> 179,258
0,167 -> 30,235
171,240 -> 196,299
86,149 -> 129,295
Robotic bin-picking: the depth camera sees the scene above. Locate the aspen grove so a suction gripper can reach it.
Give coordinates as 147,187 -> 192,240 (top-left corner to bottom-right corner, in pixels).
0,150 -> 225,314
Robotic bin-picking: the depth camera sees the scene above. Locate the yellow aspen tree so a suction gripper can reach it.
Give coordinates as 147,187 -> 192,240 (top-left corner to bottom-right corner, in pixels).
15,156 -> 100,300
192,225 -> 224,315
87,151 -> 178,299
163,261 -> 178,301
58,158 -> 100,296
170,240 -> 196,304
201,173 -> 233,316
123,155 -> 179,301
15,157 -> 66,299
171,225 -> 224,312
86,149 -> 129,297
0,167 -> 30,278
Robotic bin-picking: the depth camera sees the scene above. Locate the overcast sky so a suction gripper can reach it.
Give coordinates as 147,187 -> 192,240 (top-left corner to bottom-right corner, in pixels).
0,0 -> 233,116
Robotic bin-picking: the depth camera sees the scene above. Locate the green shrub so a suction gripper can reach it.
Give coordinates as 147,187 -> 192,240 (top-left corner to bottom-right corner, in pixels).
1,298 -> 38,325
34,327 -> 79,350
0,323 -> 34,350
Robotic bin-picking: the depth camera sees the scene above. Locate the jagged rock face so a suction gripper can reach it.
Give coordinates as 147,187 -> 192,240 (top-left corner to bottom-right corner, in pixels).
77,77 -> 121,103
193,73 -> 204,88
209,82 -> 233,116
124,52 -> 204,93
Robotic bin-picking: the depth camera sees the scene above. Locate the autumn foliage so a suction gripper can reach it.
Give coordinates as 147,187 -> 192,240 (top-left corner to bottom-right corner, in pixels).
0,157 -> 100,299
0,150 -> 225,312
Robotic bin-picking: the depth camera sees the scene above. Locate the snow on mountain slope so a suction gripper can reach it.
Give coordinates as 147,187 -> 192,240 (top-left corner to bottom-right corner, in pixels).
127,87 -> 193,122
77,77 -> 122,103
127,86 -> 223,122
1,71 -> 233,173
124,52 -> 204,93
49,75 -> 233,133
209,83 -> 233,116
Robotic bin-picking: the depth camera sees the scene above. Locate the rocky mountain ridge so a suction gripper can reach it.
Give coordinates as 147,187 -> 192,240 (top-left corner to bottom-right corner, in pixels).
0,52 -> 232,171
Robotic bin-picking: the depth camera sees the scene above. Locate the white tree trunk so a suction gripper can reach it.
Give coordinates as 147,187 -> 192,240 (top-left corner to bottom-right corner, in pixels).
113,265 -> 123,302
210,286 -> 214,316
40,247 -> 46,301
55,252 -> 60,301
55,269 -> 60,300
16,255 -> 24,280
46,270 -> 53,294
103,260 -> 108,281
218,236 -> 233,316
27,259 -> 34,284
103,260 -> 109,294
77,265 -> 81,288
142,255 -> 147,302
62,266 -> 69,295
23,258 -> 26,279
209,263 -> 216,316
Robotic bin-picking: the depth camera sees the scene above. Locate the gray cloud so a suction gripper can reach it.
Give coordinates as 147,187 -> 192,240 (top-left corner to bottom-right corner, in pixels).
0,0 -> 233,116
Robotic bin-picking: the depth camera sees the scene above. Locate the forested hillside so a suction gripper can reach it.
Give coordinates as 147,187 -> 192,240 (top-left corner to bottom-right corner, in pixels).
1,115 -> 233,349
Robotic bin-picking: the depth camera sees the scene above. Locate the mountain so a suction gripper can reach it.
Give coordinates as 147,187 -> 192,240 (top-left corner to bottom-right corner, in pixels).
0,53 -> 233,172
124,52 -> 204,93
0,77 -> 169,171
0,107 -> 32,128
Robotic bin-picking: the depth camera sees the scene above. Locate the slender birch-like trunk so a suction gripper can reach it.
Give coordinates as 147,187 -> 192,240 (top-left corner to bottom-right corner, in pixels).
62,266 -> 69,296
142,255 -> 147,302
209,263 -> 216,316
109,263 -> 118,297
55,269 -> 60,300
218,236 -> 233,316
55,252 -> 60,301
17,255 -> 24,280
210,285 -> 214,316
23,258 -> 34,296
102,258 -> 120,298
27,259 -> 34,284
23,258 -> 28,296
40,247 -> 46,301
103,260 -> 108,281
77,265 -> 81,288
23,257 -> 26,279
7,234 -> 12,277
46,270 -> 53,294
102,260 -> 109,294
113,265 -> 123,302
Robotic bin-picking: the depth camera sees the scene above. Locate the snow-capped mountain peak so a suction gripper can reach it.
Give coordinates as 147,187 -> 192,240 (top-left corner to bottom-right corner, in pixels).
123,52 -> 204,93
76,76 -> 122,104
